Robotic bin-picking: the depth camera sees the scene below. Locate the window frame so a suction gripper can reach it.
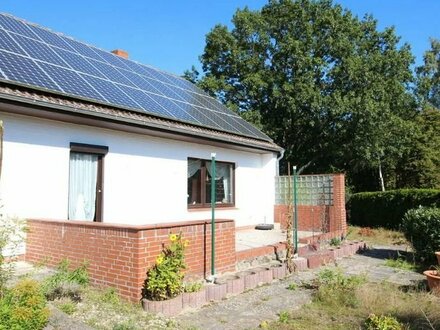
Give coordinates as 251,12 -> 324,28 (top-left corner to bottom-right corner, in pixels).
69,143 -> 108,222
187,157 -> 235,209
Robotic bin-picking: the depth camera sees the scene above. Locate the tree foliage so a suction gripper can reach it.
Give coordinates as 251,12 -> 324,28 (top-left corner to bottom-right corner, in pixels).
189,0 -> 418,191
395,107 -> 440,189
416,38 -> 440,109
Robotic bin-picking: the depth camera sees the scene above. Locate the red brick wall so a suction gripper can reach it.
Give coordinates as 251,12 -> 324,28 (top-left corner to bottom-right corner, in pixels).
274,174 -> 346,235
25,219 -> 235,301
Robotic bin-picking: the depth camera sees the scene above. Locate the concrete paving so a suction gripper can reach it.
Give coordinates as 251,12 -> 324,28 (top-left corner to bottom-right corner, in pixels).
177,246 -> 425,330
235,228 -> 318,251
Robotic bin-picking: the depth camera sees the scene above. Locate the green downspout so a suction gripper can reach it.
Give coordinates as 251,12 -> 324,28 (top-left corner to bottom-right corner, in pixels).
211,153 -> 216,276
293,165 -> 298,254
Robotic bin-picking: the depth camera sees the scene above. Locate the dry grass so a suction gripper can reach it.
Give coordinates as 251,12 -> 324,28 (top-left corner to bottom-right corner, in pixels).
265,280 -> 440,330
346,226 -> 409,247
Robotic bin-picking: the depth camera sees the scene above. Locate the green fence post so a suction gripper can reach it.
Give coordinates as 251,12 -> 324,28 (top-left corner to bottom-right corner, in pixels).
211,153 -> 216,276
293,165 -> 298,254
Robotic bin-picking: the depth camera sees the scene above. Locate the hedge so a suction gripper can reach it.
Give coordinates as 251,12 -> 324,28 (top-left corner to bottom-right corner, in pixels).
347,189 -> 440,229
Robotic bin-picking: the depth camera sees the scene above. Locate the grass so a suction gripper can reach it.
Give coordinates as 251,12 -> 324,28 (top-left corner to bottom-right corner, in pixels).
264,269 -> 440,330
384,257 -> 418,271
346,226 -> 408,246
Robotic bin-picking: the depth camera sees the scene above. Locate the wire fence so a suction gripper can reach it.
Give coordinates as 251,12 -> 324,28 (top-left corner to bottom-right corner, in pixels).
275,174 -> 334,206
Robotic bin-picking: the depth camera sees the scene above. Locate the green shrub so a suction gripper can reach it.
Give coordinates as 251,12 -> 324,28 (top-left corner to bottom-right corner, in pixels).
348,189 -> 440,229
42,259 -> 89,301
365,314 -> 403,330
0,279 -> 49,330
142,233 -> 188,301
402,207 -> 440,263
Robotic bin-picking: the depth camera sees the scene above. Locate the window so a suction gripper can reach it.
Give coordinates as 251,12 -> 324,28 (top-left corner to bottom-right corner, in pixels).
68,143 -> 108,222
187,158 -> 234,208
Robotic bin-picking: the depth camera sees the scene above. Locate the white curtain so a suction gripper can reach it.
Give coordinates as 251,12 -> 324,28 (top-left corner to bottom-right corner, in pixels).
206,161 -> 232,203
187,159 -> 202,178
68,153 -> 98,221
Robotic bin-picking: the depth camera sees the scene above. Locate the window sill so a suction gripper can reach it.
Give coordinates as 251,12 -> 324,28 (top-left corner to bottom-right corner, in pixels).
188,206 -> 238,212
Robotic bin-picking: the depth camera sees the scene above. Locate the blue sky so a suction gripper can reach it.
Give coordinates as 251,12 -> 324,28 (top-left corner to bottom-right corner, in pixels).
1,1 -> 439,76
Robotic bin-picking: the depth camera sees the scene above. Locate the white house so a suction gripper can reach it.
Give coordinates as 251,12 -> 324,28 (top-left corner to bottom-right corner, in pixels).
0,13 -> 282,229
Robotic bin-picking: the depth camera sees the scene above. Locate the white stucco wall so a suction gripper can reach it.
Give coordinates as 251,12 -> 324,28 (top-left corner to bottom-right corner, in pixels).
1,113 -> 277,227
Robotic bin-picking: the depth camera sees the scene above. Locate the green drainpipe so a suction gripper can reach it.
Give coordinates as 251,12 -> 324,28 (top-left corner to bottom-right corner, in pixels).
211,153 -> 216,276
293,165 -> 298,254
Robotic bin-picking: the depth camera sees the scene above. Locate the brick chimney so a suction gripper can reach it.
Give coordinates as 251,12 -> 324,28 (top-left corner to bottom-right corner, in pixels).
111,49 -> 129,59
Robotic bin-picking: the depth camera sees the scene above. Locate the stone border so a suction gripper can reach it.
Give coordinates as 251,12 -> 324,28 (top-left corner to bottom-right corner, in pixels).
141,240 -> 367,317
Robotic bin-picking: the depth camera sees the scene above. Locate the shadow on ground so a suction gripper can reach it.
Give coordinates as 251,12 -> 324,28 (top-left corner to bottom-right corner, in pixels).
359,246 -> 414,261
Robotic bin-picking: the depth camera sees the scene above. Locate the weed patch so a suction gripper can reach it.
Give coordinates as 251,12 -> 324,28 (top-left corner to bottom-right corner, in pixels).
42,259 -> 89,301
384,257 -> 417,271
266,278 -> 440,329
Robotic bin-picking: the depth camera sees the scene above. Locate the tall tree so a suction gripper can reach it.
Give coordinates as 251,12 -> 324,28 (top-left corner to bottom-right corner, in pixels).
397,40 -> 440,189
395,107 -> 440,188
190,0 -> 416,191
416,38 -> 440,109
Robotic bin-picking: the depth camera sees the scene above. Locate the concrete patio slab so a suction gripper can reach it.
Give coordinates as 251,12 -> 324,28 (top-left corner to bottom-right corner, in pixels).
235,228 -> 320,251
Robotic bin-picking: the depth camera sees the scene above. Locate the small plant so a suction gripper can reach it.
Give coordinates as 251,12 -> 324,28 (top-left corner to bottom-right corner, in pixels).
365,314 -> 403,330
329,237 -> 342,247
0,278 -> 50,330
183,281 -> 203,293
142,233 -> 188,301
59,301 -> 77,315
259,320 -> 269,328
287,283 -> 298,291
42,259 -> 89,301
278,310 -> 290,324
313,268 -> 366,307
101,287 -> 121,305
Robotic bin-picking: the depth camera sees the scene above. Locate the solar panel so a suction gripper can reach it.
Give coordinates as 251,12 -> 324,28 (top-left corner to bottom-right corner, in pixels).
0,50 -> 60,91
0,29 -> 27,55
51,47 -> 107,78
39,62 -> 106,101
27,25 -> 75,52
13,34 -> 68,67
0,13 -> 272,142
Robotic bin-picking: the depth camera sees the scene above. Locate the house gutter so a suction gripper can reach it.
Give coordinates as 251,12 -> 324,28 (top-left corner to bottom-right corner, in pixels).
276,149 -> 285,175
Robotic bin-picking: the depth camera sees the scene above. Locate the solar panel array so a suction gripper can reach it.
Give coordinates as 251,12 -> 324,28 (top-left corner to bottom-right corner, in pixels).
0,13 -> 272,141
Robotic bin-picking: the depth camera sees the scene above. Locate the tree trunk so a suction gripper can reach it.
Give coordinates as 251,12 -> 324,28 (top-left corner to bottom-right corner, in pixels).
378,160 -> 385,192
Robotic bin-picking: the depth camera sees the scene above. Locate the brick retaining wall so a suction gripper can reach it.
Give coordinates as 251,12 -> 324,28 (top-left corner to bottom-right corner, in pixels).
25,219 -> 235,301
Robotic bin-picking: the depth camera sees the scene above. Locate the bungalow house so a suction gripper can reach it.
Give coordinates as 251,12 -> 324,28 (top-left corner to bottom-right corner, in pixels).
0,13 -> 282,299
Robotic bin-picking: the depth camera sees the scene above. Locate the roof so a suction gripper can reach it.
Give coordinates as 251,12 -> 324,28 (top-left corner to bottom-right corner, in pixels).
0,13 -> 281,152
0,84 -> 281,152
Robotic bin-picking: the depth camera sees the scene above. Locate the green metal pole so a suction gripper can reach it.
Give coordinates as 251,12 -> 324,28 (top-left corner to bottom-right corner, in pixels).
211,153 -> 216,276
293,165 -> 298,254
